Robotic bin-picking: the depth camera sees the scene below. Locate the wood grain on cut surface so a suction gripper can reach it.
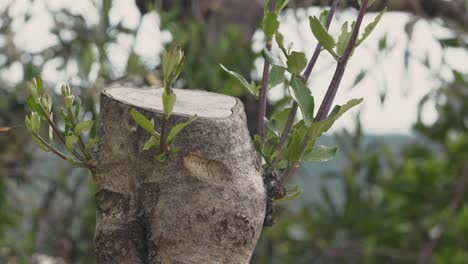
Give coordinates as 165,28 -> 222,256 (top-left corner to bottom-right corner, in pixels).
104,87 -> 237,118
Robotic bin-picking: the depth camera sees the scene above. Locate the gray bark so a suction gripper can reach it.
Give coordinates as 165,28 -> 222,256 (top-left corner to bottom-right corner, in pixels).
92,87 -> 266,263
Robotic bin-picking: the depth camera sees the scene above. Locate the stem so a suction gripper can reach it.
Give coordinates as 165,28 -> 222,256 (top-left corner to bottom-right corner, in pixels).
258,0 -> 276,142
67,108 -> 91,160
281,0 -> 369,183
40,104 -> 87,163
160,116 -> 169,154
34,134 -> 86,167
270,0 -> 339,170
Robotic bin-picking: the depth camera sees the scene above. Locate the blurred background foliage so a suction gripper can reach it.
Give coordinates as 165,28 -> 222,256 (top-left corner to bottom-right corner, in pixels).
0,0 -> 467,263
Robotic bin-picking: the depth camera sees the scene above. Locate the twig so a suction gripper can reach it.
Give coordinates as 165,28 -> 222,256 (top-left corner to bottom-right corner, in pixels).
282,0 -> 369,183
258,0 -> 276,142
270,0 -> 339,170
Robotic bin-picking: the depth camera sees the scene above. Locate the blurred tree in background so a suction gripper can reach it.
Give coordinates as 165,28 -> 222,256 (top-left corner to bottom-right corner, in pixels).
0,0 -> 467,263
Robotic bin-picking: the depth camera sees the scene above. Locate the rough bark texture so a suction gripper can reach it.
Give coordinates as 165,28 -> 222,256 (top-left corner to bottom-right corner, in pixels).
92,87 -> 266,263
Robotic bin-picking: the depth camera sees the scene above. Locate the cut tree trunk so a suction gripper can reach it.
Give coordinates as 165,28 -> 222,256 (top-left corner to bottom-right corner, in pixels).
92,87 -> 266,263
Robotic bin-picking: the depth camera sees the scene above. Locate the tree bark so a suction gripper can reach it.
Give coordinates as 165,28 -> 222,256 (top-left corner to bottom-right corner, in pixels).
92,87 -> 266,263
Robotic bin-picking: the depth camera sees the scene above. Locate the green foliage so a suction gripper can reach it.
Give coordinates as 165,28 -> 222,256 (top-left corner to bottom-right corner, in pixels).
131,47 -> 196,159
288,76 -> 314,127
24,78 -> 96,168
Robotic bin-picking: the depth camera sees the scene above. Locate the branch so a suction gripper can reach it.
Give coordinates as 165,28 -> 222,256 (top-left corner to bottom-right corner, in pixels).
270,0 -> 339,170
258,0 -> 276,142
281,0 -> 369,183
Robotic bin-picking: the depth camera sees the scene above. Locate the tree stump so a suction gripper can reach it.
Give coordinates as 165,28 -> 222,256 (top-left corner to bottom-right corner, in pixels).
92,87 -> 266,263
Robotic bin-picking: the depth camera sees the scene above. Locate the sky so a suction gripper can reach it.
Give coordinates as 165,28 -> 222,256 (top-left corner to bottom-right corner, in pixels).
3,0 -> 468,134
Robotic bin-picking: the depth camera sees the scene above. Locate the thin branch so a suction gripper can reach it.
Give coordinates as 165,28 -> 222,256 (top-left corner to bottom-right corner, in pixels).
282,0 -> 369,183
33,134 -> 86,168
258,0 -> 276,142
270,0 -> 339,170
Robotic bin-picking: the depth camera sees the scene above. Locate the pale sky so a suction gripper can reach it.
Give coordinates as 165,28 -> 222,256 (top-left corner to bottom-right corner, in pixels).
4,0 -> 468,134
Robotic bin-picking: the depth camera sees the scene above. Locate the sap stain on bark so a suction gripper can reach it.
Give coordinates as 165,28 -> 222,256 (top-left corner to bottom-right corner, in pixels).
183,153 -> 232,185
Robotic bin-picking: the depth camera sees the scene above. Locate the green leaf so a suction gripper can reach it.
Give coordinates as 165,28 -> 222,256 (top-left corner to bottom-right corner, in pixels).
262,11 -> 280,42
282,121 -> 307,163
270,65 -> 286,88
74,99 -> 81,119
336,21 -> 353,56
130,109 -> 159,138
319,10 -> 329,26
355,8 -> 386,47
26,81 -> 38,99
162,91 -> 176,118
74,120 -> 94,135
275,31 -> 289,57
167,116 -> 198,145
85,138 -> 99,151
303,145 -> 337,162
286,51 -> 307,75
358,0 -> 376,8
48,113 -> 54,144
40,94 -> 52,114
143,136 -> 159,151
34,76 -> 43,95
30,112 -> 41,135
220,64 -> 258,96
275,0 -> 289,13
309,98 -> 363,139
309,16 -> 337,59
262,49 -> 288,69
65,134 -> 79,152
269,107 -> 292,135
289,76 -> 314,127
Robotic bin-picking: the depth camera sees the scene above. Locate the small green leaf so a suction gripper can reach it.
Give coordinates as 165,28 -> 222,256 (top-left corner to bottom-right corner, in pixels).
26,81 -> 38,99
319,10 -> 329,26
143,136 -> 159,151
262,11 -> 280,42
130,109 -> 159,138
269,107 -> 292,135
336,21 -> 353,56
65,95 -> 75,108
270,65 -> 286,88
221,64 -> 258,96
30,112 -> 41,135
355,8 -> 386,47
309,16 -> 337,59
74,99 -> 81,119
286,51 -> 307,75
303,145 -> 337,162
40,94 -> 52,113
275,31 -> 289,57
162,91 -> 176,118
309,98 -> 363,139
262,49 -> 288,69
274,0 -> 289,13
281,121 -> 307,163
74,120 -> 94,135
65,134 -> 79,152
289,76 -> 314,127
85,138 -> 99,151
167,116 -> 198,145
48,113 -> 54,143
34,77 -> 43,95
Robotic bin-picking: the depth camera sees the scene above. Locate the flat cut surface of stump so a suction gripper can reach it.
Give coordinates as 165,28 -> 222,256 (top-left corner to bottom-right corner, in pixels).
105,87 -> 237,118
